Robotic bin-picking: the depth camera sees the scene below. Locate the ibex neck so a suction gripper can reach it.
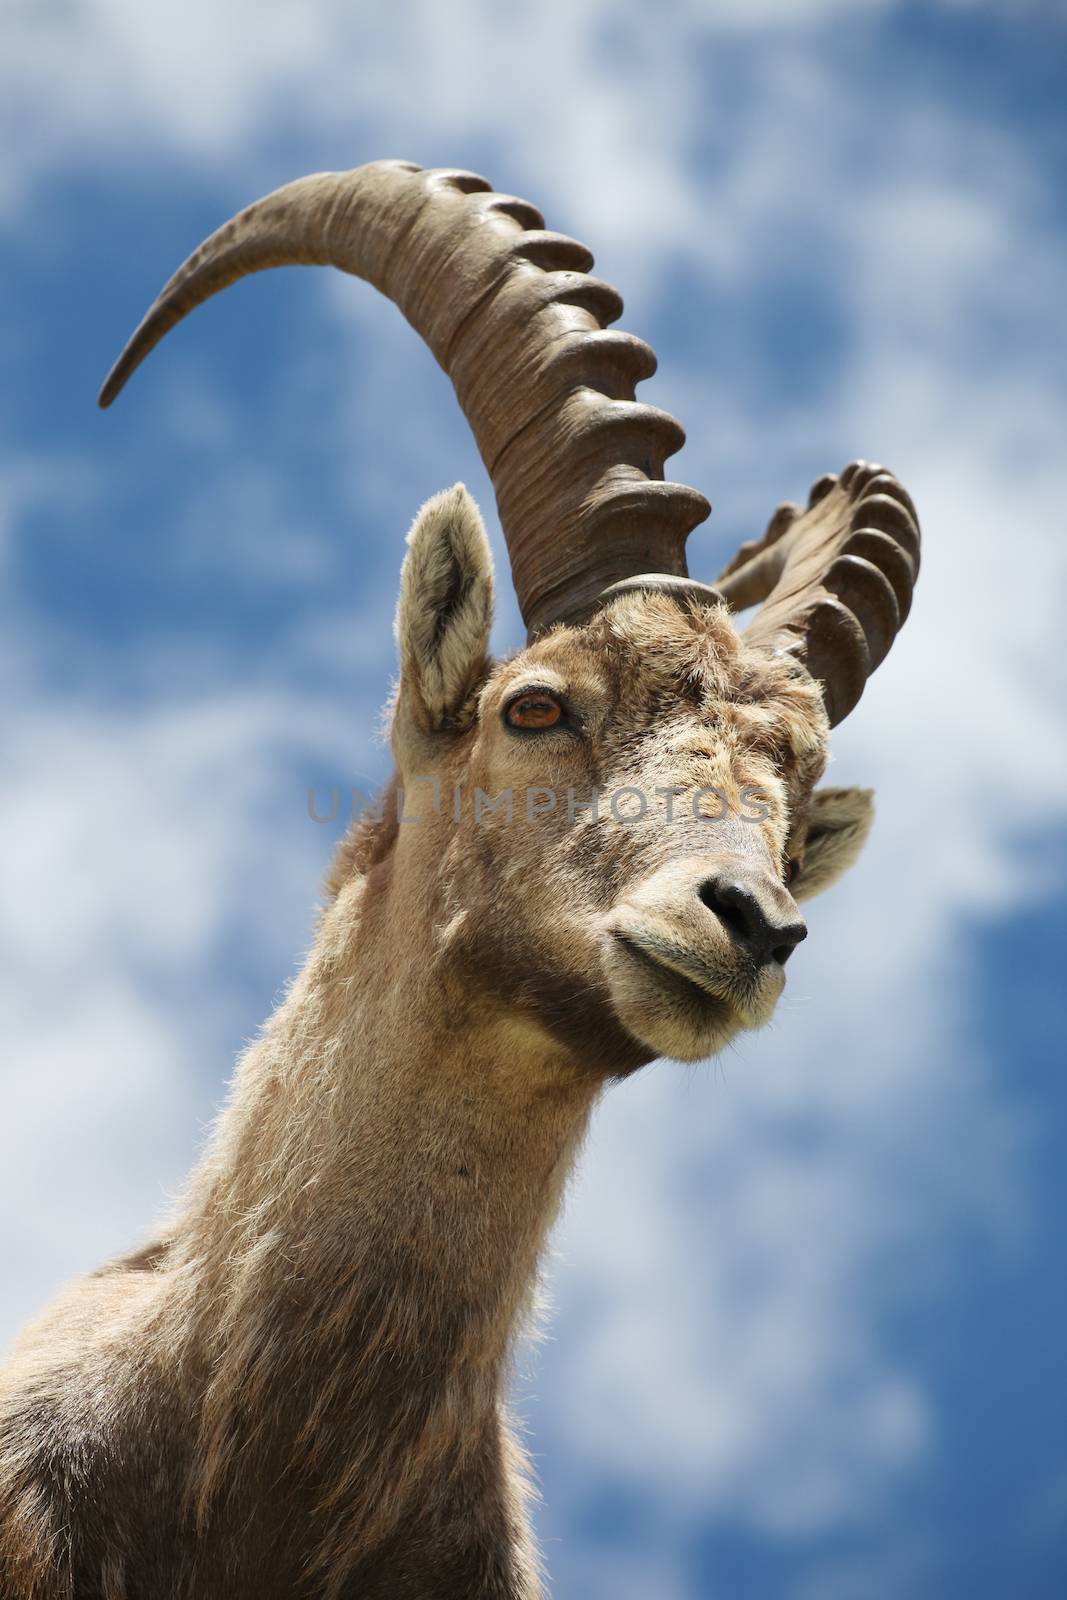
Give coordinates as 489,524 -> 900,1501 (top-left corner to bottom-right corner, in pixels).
170,860 -> 598,1553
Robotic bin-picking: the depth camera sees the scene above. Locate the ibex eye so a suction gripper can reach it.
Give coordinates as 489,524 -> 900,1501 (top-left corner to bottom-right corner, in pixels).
505,691 -> 564,731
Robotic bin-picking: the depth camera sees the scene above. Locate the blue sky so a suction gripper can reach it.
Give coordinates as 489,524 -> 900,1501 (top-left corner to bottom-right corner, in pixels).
2,3 -> 1066,1597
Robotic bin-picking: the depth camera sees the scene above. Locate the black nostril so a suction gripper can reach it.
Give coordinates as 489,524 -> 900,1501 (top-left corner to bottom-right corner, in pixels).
699,876 -> 807,968
699,877 -> 766,950
699,878 -> 753,943
772,923 -> 807,966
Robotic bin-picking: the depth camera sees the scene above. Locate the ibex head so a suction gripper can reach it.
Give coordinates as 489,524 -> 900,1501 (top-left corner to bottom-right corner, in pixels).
101,161 -> 919,1072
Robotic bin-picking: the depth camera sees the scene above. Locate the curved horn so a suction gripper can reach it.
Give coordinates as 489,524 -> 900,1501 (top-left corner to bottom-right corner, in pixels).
713,462 -> 920,726
99,160 -> 710,638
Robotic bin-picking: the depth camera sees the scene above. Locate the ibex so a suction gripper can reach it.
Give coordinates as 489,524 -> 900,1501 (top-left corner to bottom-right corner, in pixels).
0,161 -> 920,1599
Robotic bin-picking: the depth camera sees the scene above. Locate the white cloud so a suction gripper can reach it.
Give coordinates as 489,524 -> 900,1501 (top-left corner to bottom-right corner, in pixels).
0,637 -> 384,1351
1,976 -> 193,1330
0,2 -> 909,235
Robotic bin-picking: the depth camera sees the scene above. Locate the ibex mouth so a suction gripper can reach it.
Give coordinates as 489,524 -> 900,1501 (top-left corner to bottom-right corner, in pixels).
614,934 -> 739,1030
603,921 -> 783,1063
612,929 -> 731,1012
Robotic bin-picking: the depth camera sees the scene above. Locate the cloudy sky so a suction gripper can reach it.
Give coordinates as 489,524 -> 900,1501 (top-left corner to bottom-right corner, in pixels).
2,2 -> 1065,1596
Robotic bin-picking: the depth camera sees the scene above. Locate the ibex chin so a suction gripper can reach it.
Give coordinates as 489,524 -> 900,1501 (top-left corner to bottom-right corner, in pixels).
0,161 -> 920,1599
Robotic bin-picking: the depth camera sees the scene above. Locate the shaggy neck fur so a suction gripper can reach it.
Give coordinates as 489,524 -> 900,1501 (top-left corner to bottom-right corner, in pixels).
165,820 -> 597,1594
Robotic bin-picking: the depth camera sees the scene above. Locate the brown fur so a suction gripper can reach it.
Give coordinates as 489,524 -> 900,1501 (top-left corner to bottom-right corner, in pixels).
0,487 -> 874,1597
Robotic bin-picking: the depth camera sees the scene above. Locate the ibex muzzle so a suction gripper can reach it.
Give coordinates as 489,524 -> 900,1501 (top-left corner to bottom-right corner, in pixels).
699,870 -> 807,967
602,816 -> 808,1063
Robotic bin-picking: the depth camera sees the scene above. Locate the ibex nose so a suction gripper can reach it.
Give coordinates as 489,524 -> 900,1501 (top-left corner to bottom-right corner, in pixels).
699,873 -> 807,967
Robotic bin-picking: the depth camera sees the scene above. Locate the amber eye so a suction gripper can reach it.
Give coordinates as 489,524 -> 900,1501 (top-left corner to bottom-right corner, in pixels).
504,691 -> 564,731
783,858 -> 799,887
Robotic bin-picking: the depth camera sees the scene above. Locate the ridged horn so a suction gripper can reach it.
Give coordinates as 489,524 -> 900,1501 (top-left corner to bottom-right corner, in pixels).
714,462 -> 920,726
99,160 -> 710,637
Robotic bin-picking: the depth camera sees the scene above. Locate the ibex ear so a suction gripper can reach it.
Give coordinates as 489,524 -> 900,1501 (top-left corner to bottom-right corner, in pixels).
791,787 -> 874,902
394,484 -> 494,734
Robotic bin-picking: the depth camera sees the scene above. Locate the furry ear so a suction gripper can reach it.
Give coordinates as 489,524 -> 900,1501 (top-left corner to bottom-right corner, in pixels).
394,484 -> 494,732
791,787 -> 874,902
